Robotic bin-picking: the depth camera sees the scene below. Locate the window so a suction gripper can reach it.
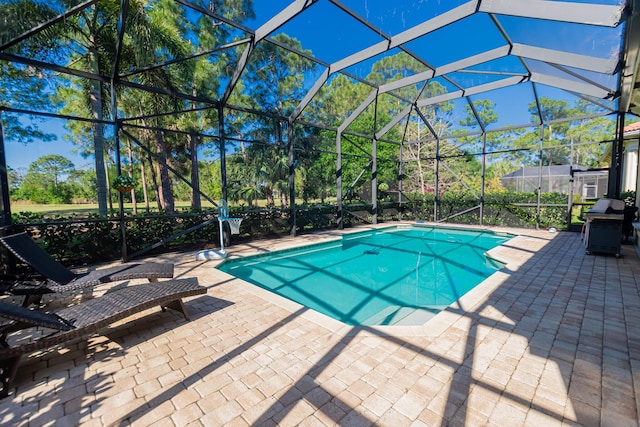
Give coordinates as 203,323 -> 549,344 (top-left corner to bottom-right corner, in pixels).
584,181 -> 597,199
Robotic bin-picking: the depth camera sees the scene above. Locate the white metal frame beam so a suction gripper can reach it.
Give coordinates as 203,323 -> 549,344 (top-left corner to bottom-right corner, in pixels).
479,0 -> 625,27
434,46 -> 510,77
223,0 -> 317,104
255,0 -> 318,42
415,76 -> 526,109
512,43 -> 618,75
530,72 -> 614,99
375,106 -> 413,140
338,90 -> 378,134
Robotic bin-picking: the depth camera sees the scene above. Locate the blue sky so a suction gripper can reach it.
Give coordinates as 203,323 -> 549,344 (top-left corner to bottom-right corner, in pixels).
5,118 -> 89,172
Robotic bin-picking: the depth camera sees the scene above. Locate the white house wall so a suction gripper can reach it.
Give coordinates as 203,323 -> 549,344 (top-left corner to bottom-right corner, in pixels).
623,141 -> 638,192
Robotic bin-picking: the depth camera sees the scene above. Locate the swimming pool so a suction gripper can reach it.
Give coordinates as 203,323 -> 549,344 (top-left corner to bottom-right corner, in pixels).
217,225 -> 513,326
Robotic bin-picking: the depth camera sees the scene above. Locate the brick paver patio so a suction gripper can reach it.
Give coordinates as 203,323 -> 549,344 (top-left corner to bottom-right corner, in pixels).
0,226 -> 638,426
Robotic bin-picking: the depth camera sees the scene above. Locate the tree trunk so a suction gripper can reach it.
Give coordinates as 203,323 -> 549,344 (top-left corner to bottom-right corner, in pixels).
240,133 -> 247,161
126,140 -> 137,214
137,110 -> 162,211
106,158 -> 113,213
88,44 -> 107,216
189,133 -> 201,209
189,91 -> 202,209
140,158 -> 150,213
145,151 -> 161,211
416,142 -> 426,194
154,130 -> 174,213
266,187 -> 274,205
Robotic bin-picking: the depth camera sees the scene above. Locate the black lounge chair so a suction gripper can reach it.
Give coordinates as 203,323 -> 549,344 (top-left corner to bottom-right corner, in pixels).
0,277 -> 205,397
0,232 -> 174,305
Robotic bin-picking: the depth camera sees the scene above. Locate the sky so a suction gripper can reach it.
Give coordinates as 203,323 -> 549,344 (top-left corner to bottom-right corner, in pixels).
3,0 -> 624,172
5,117 -> 90,172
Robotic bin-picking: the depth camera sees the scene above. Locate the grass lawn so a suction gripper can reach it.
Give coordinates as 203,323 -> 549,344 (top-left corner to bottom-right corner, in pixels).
12,203 -> 103,216
10,197 -> 338,217
10,202 -> 216,217
9,199 -> 292,217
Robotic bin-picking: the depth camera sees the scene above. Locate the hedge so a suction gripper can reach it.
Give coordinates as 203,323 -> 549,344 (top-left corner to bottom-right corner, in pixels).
4,191 -> 572,267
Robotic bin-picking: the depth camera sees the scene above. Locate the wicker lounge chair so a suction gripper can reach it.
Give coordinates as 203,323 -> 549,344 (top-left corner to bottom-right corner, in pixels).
0,232 -> 174,305
0,277 -> 205,397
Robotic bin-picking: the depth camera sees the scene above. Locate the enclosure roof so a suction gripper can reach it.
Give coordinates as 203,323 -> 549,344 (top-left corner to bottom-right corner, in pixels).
249,0 -> 637,133
2,0 -> 640,135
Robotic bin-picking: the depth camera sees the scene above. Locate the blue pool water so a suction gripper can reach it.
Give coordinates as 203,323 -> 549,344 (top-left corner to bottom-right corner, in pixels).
217,225 -> 513,326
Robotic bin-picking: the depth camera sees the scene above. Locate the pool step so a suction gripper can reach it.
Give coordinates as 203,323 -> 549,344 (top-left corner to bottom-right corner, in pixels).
363,306 -> 441,326
362,306 -> 402,325
392,308 -> 439,326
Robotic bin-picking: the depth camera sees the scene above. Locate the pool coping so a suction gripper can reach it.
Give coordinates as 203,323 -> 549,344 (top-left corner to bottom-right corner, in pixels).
215,221 -> 544,337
